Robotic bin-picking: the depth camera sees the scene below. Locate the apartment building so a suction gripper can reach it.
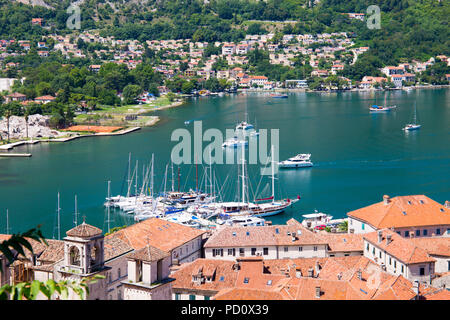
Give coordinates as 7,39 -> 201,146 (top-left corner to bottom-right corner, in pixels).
204,219 -> 328,260
347,195 -> 450,237
364,230 -> 436,285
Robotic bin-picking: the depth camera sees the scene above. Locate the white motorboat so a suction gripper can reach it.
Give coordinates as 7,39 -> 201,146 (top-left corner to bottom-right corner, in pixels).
301,210 -> 333,229
403,124 -> 421,131
369,105 -> 395,112
235,121 -> 254,131
216,215 -> 265,227
278,154 -> 313,168
222,137 -> 248,148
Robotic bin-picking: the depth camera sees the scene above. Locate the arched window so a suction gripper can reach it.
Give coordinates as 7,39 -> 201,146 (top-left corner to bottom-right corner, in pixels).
69,246 -> 81,266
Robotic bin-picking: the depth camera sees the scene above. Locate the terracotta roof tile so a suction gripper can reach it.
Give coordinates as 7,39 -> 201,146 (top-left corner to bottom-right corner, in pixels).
204,220 -> 326,248
364,230 -> 435,264
347,195 -> 450,229
127,245 -> 169,262
66,222 -> 102,238
108,218 -> 205,253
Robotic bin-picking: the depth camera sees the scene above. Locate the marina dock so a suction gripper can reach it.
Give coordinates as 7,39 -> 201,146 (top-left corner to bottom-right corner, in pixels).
0,153 -> 32,157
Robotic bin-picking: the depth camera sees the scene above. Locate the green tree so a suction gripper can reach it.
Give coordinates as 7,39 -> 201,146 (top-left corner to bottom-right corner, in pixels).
122,84 -> 143,105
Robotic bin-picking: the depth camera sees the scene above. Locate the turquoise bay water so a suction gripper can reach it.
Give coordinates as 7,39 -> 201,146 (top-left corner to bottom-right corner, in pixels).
0,89 -> 449,237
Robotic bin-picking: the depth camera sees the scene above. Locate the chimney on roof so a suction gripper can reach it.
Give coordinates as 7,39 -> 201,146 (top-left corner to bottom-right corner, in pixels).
386,234 -> 392,245
296,268 -> 302,278
444,201 -> 450,209
357,269 -> 362,280
377,230 -> 383,243
337,272 -> 342,280
383,195 -> 390,205
315,261 -> 321,275
409,232 -> 414,239
413,280 -> 420,296
315,286 -> 321,298
308,267 -> 314,278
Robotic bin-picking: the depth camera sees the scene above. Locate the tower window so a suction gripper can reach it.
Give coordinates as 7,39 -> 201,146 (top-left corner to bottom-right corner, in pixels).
69,246 -> 81,266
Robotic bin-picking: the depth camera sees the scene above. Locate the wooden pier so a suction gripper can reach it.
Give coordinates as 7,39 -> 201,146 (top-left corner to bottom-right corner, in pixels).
0,153 -> 32,157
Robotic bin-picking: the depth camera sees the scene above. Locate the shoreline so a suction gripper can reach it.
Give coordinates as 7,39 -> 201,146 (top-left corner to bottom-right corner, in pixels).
0,98 -> 184,153
238,84 -> 450,93
0,127 -> 142,152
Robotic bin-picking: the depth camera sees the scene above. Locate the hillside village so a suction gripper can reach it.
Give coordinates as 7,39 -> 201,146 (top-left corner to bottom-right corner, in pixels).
1,23 -> 449,99
1,194 -> 450,300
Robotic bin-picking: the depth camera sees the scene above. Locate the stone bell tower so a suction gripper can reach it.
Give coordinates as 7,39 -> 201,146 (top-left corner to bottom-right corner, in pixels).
62,221 -> 105,274
57,220 -> 109,300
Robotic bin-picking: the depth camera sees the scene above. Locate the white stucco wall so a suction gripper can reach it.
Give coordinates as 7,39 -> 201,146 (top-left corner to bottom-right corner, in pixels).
204,244 -> 327,260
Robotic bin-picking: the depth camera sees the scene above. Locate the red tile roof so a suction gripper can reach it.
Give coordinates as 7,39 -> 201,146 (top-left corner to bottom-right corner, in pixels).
204,219 -> 326,248
364,229 -> 436,265
347,195 -> 450,229
107,217 -> 205,253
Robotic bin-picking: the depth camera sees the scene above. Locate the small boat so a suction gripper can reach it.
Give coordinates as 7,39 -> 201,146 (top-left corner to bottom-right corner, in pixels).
270,93 -> 288,98
301,210 -> 333,229
216,215 -> 266,227
235,121 -> 254,131
278,154 -> 313,168
369,105 -> 393,112
222,137 -> 248,148
403,102 -> 421,131
370,95 -> 396,112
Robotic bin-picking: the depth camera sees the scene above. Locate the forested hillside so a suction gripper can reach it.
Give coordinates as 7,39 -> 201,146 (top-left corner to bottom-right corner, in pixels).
1,0 -> 449,65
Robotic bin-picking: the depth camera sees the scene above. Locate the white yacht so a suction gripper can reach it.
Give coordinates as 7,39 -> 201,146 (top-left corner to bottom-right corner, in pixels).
278,154 -> 313,168
222,137 -> 248,148
235,121 -> 254,131
301,210 -> 333,229
369,105 -> 395,112
216,215 -> 265,227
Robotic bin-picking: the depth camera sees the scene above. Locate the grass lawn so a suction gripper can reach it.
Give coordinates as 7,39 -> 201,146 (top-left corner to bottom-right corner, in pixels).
74,96 -> 175,125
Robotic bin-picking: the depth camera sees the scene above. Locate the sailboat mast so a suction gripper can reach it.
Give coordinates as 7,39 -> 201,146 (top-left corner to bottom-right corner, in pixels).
241,145 -> 245,204
135,160 -> 138,197
74,194 -> 78,226
151,154 -> 154,198
271,145 -> 275,203
127,152 -> 131,197
57,192 -> 61,240
196,158 -> 198,192
107,181 -> 111,233
178,167 -> 181,192
413,102 -> 417,124
6,209 -> 10,235
171,162 -> 174,192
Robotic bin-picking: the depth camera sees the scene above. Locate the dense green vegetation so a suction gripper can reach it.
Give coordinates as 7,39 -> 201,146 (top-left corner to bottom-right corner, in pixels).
0,0 -> 448,66
0,58 -> 163,128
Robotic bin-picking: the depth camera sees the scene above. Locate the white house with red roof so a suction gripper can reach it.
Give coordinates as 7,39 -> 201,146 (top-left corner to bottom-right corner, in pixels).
347,195 -> 450,237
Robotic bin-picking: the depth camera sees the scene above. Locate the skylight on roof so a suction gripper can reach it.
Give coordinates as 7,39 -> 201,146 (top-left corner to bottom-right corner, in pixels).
244,277 -> 249,284
275,228 -> 279,234
267,280 -> 272,286
402,211 -> 407,215
219,276 -> 224,282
